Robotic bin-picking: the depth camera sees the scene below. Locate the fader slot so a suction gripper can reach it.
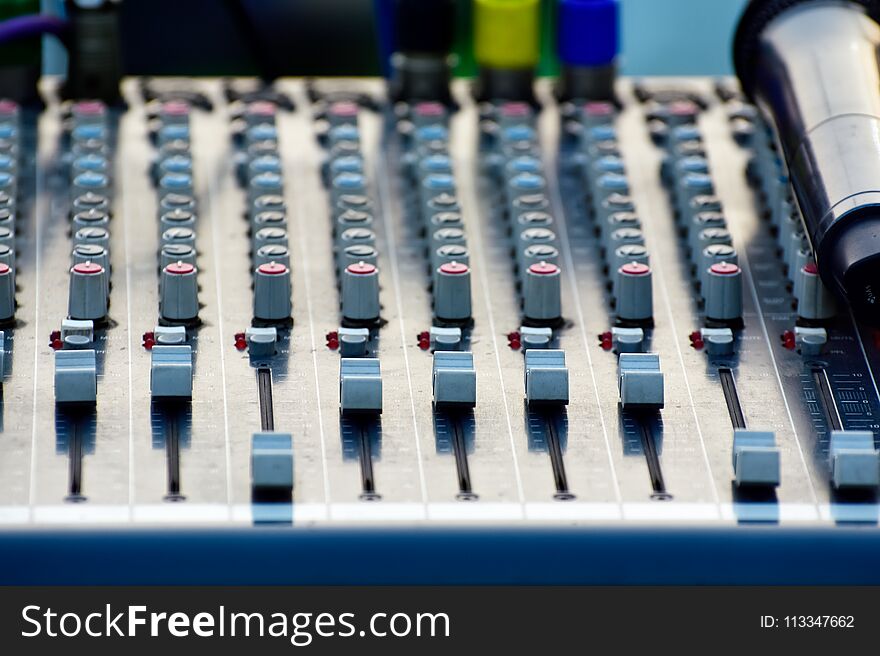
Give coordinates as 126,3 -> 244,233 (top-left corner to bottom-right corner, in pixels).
65,415 -> 85,502
635,415 -> 670,499
719,367 -> 746,430
544,412 -> 573,500
812,368 -> 843,433
162,403 -> 185,501
356,421 -> 380,501
257,367 -> 275,431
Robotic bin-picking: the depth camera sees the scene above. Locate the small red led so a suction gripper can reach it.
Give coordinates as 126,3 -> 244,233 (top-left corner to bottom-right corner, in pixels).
599,331 -> 613,351
417,330 -> 430,350
326,331 -> 339,350
689,330 -> 704,350
781,329 -> 796,350
142,331 -> 155,350
234,331 -> 247,351
507,331 -> 521,350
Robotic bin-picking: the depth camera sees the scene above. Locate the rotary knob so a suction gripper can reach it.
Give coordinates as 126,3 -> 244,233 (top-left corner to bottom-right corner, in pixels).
160,262 -> 199,324
68,261 -> 108,321
616,262 -> 653,324
704,262 -> 743,324
341,261 -> 380,325
433,261 -> 472,324
253,262 -> 292,323
523,261 -> 562,325
796,262 -> 836,321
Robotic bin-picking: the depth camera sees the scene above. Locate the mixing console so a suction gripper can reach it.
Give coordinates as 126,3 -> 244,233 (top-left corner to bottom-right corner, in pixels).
0,74 -> 877,531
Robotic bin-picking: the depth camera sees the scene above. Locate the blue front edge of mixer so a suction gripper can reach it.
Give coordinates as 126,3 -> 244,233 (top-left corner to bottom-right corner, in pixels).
0,527 -> 877,585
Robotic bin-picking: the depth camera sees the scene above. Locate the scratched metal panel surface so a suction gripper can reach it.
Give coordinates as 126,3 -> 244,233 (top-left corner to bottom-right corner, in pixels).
0,77 -> 877,527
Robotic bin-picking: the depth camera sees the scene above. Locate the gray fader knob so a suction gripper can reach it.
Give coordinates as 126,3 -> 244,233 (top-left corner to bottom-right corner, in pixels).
797,262 -> 836,321
341,261 -> 380,324
68,261 -> 108,321
704,262 -> 743,323
523,261 -> 562,325
0,262 -> 13,321
616,262 -> 653,323
253,262 -> 292,322
433,261 -> 472,323
160,261 -> 199,323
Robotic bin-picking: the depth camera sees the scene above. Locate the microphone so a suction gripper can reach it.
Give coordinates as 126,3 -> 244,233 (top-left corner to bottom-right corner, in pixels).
734,0 -> 880,323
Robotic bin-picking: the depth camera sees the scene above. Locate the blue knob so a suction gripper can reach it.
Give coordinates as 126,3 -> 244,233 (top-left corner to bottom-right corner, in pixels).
558,0 -> 619,67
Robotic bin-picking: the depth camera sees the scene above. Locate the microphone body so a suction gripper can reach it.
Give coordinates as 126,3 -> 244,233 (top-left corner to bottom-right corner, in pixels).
734,0 -> 880,323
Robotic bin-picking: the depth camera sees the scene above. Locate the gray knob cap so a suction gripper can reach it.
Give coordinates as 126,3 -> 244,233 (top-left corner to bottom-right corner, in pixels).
430,228 -> 467,269
72,209 -> 110,232
252,210 -> 287,233
339,244 -> 378,272
160,244 -> 196,270
0,244 -> 13,268
73,191 -> 110,215
704,262 -> 743,323
252,227 -> 288,258
433,261 -> 472,323
601,211 -> 639,243
428,211 -> 463,232
255,244 -> 291,269
0,225 -> 13,252
517,228 -> 556,274
0,262 -> 13,321
159,209 -> 196,234
160,193 -> 196,216
616,262 -> 653,323
676,173 -> 714,224
433,245 -> 470,278
335,209 -> 372,237
605,228 -> 645,263
341,262 -> 380,324
160,262 -> 199,323
161,226 -> 196,250
796,262 -> 836,321
514,210 -> 553,241
523,261 -> 562,324
337,228 -> 377,273
74,228 -> 111,251
253,262 -> 292,322
699,244 -> 738,290
249,194 -> 286,226
68,261 -> 107,321
688,212 -> 726,258
522,244 -> 559,270
72,244 -> 110,293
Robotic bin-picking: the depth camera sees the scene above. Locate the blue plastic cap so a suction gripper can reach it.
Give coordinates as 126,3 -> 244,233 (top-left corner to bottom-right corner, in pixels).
558,0 -> 620,67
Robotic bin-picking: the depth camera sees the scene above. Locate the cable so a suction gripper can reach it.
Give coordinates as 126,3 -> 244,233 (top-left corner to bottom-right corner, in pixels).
0,14 -> 68,46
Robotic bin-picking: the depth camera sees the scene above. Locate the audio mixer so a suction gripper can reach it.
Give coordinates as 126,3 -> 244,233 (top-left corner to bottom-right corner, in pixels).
2,0 -> 880,584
